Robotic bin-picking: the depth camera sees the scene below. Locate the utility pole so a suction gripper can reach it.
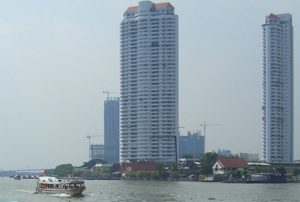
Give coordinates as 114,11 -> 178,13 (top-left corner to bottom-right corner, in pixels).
199,122 -> 222,154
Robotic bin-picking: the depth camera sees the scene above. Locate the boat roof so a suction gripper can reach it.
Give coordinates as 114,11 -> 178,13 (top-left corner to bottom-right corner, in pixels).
38,176 -> 59,182
38,176 -> 84,184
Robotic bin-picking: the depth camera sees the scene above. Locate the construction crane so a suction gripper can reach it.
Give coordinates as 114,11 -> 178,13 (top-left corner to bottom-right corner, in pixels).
199,122 -> 222,153
86,134 -> 101,160
102,90 -> 119,100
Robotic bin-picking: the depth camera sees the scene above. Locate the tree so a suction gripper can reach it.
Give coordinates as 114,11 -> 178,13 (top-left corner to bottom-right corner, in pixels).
128,172 -> 136,179
154,162 -> 169,180
200,152 -> 218,175
136,171 -> 147,179
53,164 -> 74,177
275,167 -> 286,175
170,170 -> 180,180
293,168 -> 300,176
81,159 -> 107,169
44,169 -> 54,176
109,163 -> 121,173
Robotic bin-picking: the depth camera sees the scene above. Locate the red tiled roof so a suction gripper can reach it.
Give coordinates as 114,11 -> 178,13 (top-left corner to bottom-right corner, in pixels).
155,2 -> 174,9
125,2 -> 174,13
125,6 -> 138,13
267,13 -> 279,19
217,158 -> 249,169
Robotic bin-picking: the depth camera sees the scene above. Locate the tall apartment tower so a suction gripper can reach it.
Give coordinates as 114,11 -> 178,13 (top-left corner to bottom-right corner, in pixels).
120,1 -> 179,163
262,13 -> 294,163
104,97 -> 120,164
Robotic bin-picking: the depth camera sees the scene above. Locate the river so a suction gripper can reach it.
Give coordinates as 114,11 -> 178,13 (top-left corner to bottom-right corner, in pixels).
0,178 -> 299,202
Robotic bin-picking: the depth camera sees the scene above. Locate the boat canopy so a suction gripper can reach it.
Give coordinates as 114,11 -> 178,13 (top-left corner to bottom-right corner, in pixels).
38,177 -> 59,182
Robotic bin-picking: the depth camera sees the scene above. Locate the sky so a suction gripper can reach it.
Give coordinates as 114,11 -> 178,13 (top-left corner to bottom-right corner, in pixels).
0,0 -> 299,170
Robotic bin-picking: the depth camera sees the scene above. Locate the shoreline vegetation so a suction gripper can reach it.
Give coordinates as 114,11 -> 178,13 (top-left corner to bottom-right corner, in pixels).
4,153 -> 300,183
41,153 -> 300,183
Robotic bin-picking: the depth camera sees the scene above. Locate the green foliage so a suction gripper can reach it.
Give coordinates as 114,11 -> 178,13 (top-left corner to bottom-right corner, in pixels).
152,170 -> 167,180
155,162 -> 165,173
81,159 -> 107,169
73,170 -> 84,177
169,162 -> 178,171
198,175 -> 205,180
241,170 -> 248,175
44,169 -> 54,176
109,163 -> 121,173
170,170 -> 180,180
234,170 -> 242,178
128,172 -> 136,179
53,164 -> 74,177
213,174 -> 224,182
252,165 -> 273,173
293,168 -> 300,176
136,171 -> 148,179
275,166 -> 286,175
200,152 -> 218,175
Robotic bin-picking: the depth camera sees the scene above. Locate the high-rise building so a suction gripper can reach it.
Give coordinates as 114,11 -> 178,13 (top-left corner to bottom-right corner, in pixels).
120,1 -> 179,163
262,13 -> 294,163
179,131 -> 204,158
90,144 -> 105,160
104,97 -> 120,164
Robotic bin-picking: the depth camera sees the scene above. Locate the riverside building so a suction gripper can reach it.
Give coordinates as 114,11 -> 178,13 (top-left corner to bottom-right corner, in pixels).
120,1 -> 179,163
262,13 -> 294,163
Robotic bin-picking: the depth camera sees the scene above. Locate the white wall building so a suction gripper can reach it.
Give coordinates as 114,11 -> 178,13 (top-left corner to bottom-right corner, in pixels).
120,1 -> 179,163
262,13 -> 294,163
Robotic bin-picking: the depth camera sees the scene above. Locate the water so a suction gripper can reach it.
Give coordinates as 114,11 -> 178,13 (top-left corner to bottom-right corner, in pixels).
0,178 -> 299,202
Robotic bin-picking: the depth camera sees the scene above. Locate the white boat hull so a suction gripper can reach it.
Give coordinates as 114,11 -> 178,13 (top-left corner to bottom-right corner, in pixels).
36,186 -> 86,196
36,176 -> 86,196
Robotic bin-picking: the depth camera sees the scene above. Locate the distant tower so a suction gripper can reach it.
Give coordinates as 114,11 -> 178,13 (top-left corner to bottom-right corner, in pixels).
104,97 -> 120,164
120,1 -> 179,163
179,131 -> 204,158
262,13 -> 294,163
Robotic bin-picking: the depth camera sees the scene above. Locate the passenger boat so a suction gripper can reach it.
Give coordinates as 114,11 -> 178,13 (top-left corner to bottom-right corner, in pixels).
36,176 -> 86,196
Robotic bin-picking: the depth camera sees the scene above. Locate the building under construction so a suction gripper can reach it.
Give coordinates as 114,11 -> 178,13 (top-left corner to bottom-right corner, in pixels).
104,97 -> 119,164
90,144 -> 105,160
179,131 -> 204,158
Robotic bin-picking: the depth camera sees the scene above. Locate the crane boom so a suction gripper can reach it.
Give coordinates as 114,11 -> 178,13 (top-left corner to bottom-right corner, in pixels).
86,134 -> 102,160
102,90 -> 119,99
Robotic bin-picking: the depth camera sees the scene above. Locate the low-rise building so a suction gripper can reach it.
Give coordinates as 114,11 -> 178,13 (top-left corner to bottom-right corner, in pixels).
121,163 -> 156,172
178,158 -> 200,170
212,158 -> 249,175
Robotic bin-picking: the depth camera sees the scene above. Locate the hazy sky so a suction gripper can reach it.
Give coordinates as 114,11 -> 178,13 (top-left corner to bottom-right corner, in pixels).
0,0 -> 299,170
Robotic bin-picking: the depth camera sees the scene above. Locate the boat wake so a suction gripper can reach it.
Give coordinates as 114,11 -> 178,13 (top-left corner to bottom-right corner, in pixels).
0,201 -> 19,202
52,193 -> 71,197
12,189 -> 35,194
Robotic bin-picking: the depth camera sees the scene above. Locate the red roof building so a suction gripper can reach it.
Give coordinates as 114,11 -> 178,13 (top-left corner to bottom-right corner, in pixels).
121,163 -> 156,172
212,158 -> 249,174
